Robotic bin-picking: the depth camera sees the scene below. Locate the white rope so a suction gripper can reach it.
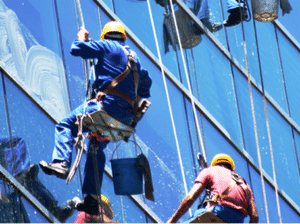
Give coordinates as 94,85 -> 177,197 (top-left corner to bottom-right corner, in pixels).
238,1 -> 282,221
146,0 -> 192,217
75,0 -> 85,28
237,1 -> 270,222
74,0 -> 103,221
168,1 -> 206,162
263,96 -> 282,223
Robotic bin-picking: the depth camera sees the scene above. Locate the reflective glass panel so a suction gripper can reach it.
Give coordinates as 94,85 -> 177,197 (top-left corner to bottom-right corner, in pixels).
202,116 -> 250,182
255,21 -> 288,113
191,37 -> 244,149
277,29 -> 300,125
279,195 -> 300,222
1,0 -> 70,121
4,76 -> 81,223
221,0 -> 261,85
233,65 -> 274,175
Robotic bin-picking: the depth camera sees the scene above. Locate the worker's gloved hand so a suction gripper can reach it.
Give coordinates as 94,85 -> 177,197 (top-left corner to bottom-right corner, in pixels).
77,26 -> 89,41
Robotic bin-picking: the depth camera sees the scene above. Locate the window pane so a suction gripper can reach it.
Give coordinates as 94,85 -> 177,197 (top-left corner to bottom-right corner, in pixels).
192,37 -> 244,149
1,0 -> 70,121
255,22 -> 288,113
277,29 -> 300,124
4,76 -> 80,223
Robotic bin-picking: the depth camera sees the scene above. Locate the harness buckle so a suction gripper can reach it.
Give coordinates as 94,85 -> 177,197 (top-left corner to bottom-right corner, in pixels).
96,91 -> 106,101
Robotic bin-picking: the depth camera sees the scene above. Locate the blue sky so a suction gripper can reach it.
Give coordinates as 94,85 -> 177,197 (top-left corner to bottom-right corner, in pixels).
277,0 -> 300,43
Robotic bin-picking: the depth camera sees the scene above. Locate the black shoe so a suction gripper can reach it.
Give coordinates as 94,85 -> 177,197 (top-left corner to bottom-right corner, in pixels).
26,164 -> 39,180
53,197 -> 80,223
224,8 -> 248,27
15,164 -> 39,186
39,161 -> 70,179
75,194 -> 99,215
201,18 -> 223,33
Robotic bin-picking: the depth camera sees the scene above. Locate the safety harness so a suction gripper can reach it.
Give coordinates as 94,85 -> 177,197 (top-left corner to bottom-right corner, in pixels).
95,45 -> 139,115
205,172 -> 251,216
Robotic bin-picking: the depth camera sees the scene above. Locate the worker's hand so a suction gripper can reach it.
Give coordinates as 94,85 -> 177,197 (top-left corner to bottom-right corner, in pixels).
77,26 -> 89,41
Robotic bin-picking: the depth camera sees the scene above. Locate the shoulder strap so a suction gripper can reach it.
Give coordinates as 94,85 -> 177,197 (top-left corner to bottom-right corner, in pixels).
120,45 -> 139,97
213,172 -> 251,204
96,45 -> 139,111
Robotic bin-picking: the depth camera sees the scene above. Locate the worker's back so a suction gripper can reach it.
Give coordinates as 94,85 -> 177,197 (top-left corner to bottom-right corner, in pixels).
195,165 -> 250,216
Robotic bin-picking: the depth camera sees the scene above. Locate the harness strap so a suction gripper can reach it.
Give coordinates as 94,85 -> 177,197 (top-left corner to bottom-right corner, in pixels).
211,172 -> 251,213
95,45 -> 139,115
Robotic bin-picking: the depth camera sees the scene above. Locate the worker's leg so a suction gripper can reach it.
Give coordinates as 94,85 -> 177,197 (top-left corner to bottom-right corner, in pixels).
82,141 -> 107,195
224,0 -> 247,27
197,0 -> 209,20
52,101 -> 100,163
212,204 -> 245,223
76,140 -> 108,215
40,100 -> 101,179
227,0 -> 244,11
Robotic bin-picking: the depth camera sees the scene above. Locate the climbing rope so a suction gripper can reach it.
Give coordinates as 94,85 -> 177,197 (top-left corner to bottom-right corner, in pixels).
90,137 -> 104,222
146,0 -> 192,217
237,0 -> 283,222
73,0 -> 103,220
240,2 -> 282,221
168,1 -> 207,162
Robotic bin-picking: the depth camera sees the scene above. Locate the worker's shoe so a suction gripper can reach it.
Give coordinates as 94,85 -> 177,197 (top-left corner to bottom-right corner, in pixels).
75,194 -> 99,215
15,164 -> 39,186
224,8 -> 248,27
39,160 -> 70,179
193,19 -> 223,35
53,197 -> 81,223
201,18 -> 223,33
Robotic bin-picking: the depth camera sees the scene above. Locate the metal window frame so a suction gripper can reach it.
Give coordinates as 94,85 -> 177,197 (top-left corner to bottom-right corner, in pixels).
0,0 -> 299,220
92,0 -> 300,217
0,164 -> 60,223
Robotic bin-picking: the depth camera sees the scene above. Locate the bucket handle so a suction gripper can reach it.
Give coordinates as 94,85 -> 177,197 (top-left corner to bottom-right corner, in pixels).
111,140 -> 143,160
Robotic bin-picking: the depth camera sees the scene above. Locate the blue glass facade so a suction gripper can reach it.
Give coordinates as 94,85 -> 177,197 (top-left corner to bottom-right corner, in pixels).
0,0 -> 299,223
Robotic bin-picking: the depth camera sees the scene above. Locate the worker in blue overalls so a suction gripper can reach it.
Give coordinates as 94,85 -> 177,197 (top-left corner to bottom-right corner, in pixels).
175,0 -> 248,28
39,21 -> 152,215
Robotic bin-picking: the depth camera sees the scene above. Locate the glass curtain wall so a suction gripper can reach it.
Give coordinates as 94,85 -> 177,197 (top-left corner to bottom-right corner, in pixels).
0,0 -> 299,223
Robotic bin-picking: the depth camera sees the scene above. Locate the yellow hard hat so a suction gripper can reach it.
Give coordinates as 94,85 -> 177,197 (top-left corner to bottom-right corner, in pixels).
100,21 -> 126,41
101,195 -> 114,219
210,153 -> 235,171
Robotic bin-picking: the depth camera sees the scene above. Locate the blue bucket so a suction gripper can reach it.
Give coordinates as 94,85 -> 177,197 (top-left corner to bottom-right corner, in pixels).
110,158 -> 143,195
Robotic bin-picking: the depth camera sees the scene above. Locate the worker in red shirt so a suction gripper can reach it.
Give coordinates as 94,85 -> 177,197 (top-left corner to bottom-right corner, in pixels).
167,153 -> 258,223
74,195 -> 117,223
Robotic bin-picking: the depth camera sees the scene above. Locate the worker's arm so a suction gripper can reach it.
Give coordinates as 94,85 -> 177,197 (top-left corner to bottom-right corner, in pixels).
70,27 -> 106,59
167,183 -> 205,223
248,194 -> 259,223
246,187 -> 258,223
132,54 -> 152,99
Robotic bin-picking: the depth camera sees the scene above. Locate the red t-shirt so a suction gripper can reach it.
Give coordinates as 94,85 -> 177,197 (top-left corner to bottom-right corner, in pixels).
195,166 -> 254,216
74,209 -> 106,223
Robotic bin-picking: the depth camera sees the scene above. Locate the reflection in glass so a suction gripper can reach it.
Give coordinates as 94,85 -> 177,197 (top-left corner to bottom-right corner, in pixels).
0,136 -> 77,222
0,180 -> 29,223
0,0 -> 70,121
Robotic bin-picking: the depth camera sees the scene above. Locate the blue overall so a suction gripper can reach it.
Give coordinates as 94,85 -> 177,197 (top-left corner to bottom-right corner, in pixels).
175,0 -> 245,19
52,39 -> 152,195
227,0 -> 245,11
